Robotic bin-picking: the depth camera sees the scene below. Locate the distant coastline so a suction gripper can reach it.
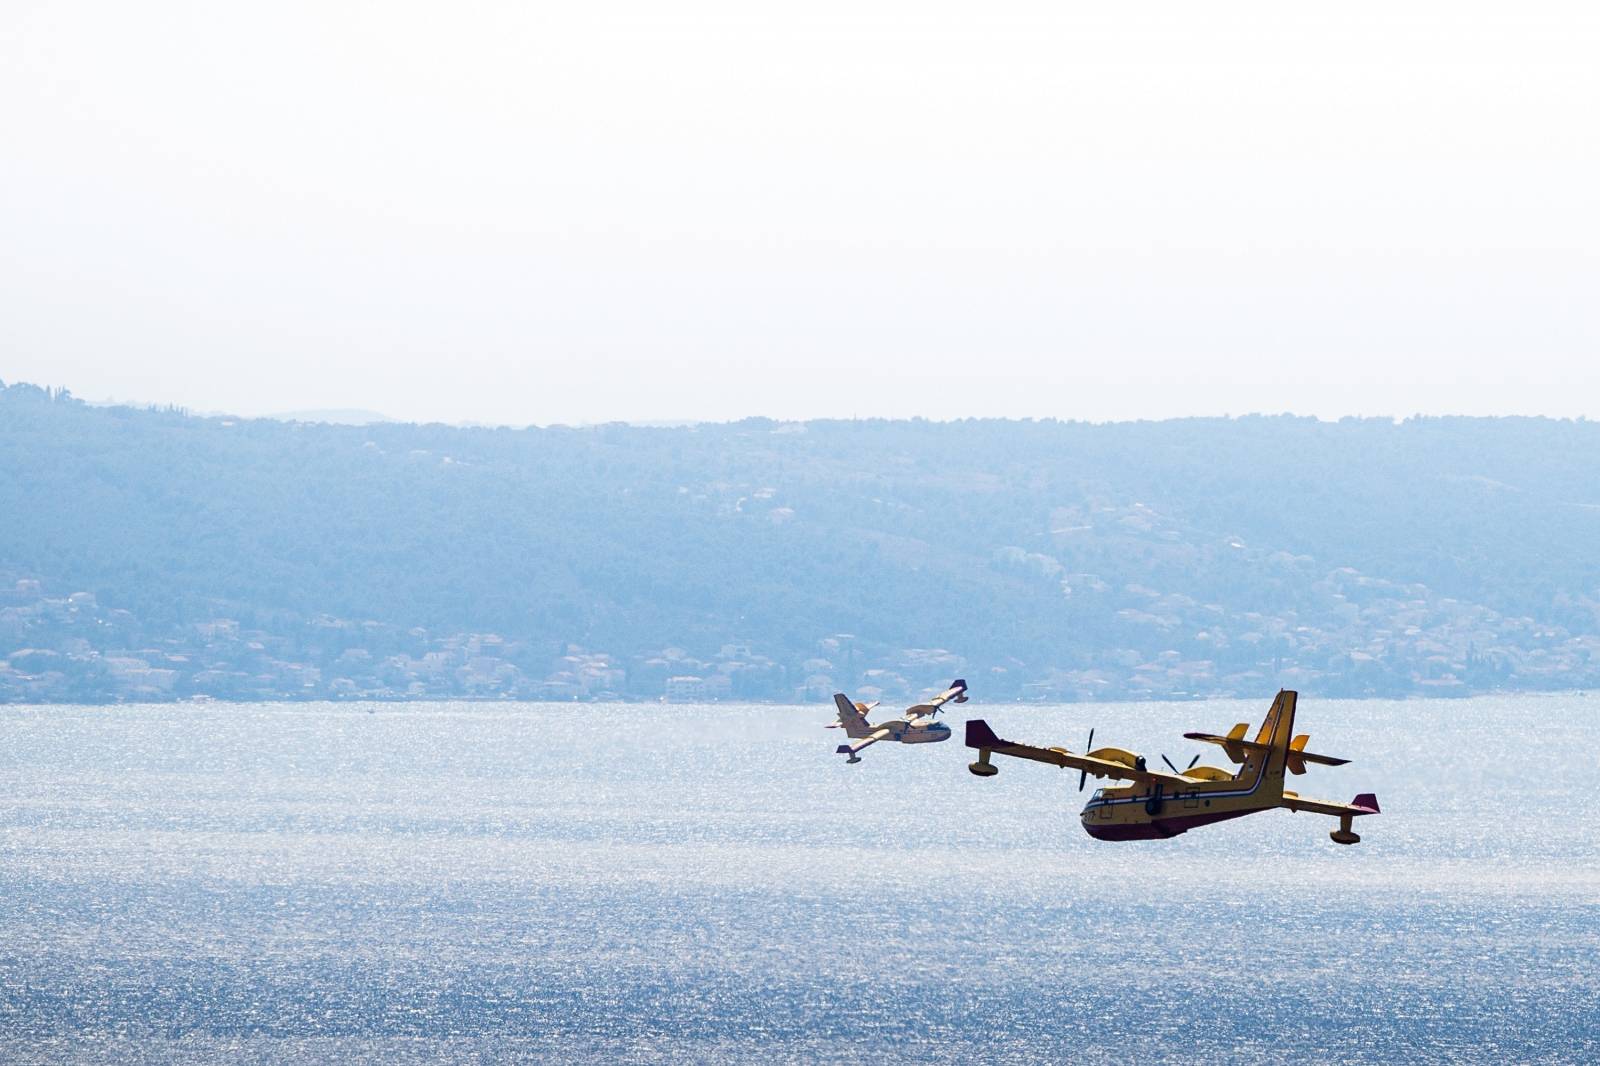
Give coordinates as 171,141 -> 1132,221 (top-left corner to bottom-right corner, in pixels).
6,379 -> 1600,705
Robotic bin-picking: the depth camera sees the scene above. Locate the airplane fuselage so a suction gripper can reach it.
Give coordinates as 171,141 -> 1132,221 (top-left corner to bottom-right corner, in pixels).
1078,749 -> 1285,840
1080,789 -> 1269,840
899,720 -> 952,743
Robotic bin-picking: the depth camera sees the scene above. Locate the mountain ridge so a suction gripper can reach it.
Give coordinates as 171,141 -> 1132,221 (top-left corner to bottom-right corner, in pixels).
3,380 -> 1598,702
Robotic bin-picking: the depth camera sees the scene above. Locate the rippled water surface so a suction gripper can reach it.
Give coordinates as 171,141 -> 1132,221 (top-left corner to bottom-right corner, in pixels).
3,695 -> 1597,1063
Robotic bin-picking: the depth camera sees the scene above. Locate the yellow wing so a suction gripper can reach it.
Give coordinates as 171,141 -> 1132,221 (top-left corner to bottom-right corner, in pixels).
836,727 -> 892,759
905,678 -> 970,719
1281,790 -> 1381,844
964,720 -> 1192,786
1280,791 -> 1381,817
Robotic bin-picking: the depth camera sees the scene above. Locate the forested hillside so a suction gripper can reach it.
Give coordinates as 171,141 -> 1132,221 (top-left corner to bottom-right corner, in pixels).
4,380 -> 1599,702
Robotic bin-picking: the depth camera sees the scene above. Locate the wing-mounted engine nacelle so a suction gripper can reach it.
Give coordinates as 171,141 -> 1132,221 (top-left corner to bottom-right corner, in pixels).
1083,746 -> 1145,771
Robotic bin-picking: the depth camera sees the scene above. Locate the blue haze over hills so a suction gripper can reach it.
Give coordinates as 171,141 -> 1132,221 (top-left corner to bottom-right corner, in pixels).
3,379 -> 1600,704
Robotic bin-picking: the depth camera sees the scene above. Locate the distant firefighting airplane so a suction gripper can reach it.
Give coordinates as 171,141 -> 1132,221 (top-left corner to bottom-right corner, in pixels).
830,679 -> 968,763
965,690 -> 1380,844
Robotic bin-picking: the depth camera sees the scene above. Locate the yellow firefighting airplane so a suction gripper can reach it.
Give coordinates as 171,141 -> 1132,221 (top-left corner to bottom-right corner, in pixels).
965,690 -> 1380,844
830,679 -> 968,763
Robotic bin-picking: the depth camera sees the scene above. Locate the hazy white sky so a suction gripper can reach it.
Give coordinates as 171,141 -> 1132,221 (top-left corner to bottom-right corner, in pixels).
3,2 -> 1596,424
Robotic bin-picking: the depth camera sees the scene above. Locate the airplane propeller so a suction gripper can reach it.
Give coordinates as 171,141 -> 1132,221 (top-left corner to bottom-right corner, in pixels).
1161,753 -> 1201,775
1077,727 -> 1094,791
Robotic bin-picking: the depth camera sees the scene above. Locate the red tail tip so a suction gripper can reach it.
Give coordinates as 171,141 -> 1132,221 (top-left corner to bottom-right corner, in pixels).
1352,793 -> 1380,813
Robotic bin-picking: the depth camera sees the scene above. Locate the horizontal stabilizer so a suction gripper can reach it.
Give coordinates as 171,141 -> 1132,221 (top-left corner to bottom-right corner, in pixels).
1185,730 -> 1350,768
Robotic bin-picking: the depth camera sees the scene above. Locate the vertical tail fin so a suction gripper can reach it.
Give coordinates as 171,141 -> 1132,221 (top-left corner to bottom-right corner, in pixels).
1242,690 -> 1297,798
832,693 -> 874,738
1252,690 -> 1297,746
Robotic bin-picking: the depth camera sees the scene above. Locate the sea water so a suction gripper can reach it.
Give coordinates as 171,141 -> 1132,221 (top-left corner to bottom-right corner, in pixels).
2,695 -> 1596,1063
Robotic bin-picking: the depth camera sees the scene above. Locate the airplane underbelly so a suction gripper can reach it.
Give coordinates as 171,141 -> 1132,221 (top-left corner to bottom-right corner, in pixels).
1084,822 -> 1180,841
902,728 -> 951,744
1081,807 -> 1258,841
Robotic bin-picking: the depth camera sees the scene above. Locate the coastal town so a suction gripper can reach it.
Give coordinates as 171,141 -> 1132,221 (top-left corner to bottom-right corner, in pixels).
5,571 -> 1597,705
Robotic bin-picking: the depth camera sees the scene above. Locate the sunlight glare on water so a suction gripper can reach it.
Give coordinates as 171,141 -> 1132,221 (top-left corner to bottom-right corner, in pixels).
2,694 -> 1597,1063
